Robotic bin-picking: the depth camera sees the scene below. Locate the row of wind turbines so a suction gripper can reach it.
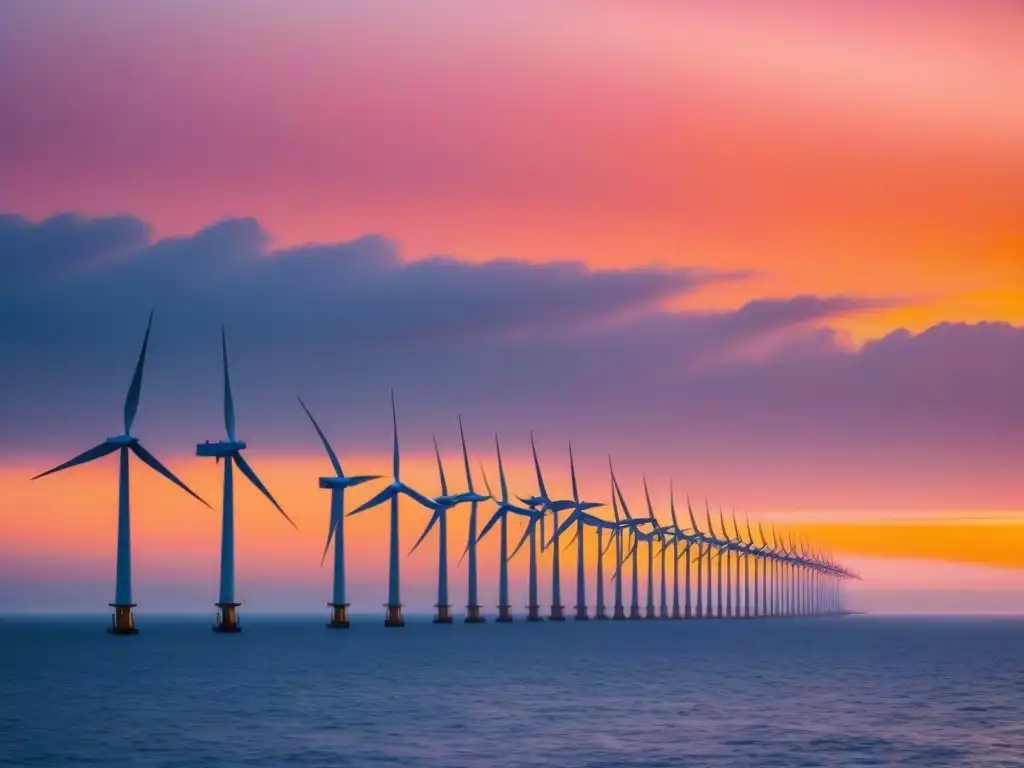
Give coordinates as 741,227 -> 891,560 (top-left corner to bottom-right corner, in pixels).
33,315 -> 857,634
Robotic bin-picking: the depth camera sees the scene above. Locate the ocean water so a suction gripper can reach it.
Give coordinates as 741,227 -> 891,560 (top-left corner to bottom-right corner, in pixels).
1,615 -> 1021,767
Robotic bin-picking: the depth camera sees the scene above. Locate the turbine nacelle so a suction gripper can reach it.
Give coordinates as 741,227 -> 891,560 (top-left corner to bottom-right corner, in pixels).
318,475 -> 380,490
105,435 -> 139,447
196,439 -> 246,458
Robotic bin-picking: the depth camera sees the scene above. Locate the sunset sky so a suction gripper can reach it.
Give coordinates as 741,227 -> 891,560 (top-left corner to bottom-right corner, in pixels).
0,0 -> 1021,615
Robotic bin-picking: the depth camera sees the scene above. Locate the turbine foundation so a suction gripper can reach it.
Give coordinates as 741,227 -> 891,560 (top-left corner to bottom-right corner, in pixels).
595,606 -> 609,620
465,604 -> 486,623
526,604 -> 543,622
574,605 -> 589,620
629,606 -> 642,620
672,606 -> 682,619
645,607 -> 657,619
548,605 -> 565,621
434,604 -> 454,624
384,604 -> 405,627
108,603 -> 138,635
214,602 -> 241,633
496,604 -> 514,622
659,606 -> 670,619
327,602 -> 350,629
612,606 -> 627,620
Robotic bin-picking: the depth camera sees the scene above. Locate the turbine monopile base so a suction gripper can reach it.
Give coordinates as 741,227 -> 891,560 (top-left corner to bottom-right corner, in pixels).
327,602 -> 350,629
526,604 -> 543,621
574,605 -> 589,620
671,606 -> 682,619
496,604 -> 514,622
434,604 -> 453,624
548,605 -> 565,621
612,606 -> 626,620
214,602 -> 241,633
629,607 -> 642,620
108,603 -> 138,635
595,606 -> 609,620
384,604 -> 404,627
465,605 -> 485,623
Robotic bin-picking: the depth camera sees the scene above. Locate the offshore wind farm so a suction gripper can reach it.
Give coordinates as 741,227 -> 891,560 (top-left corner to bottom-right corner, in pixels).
3,2 -> 1022,766
30,314 -> 857,633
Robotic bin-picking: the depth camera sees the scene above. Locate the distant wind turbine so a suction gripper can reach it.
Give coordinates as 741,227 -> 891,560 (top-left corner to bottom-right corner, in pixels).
347,391 -> 438,627
33,312 -> 210,635
409,435 -> 488,623
457,417 -> 487,623
478,436 -> 539,622
197,328 -> 295,633
551,441 -> 604,620
298,398 -> 379,628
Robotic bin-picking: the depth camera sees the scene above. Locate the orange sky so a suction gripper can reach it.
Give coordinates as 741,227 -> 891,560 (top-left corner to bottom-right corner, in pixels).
0,0 -> 1021,612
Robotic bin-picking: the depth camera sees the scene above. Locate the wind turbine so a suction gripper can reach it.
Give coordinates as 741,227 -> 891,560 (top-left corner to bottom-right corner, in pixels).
667,482 -> 684,619
409,435 -> 489,623
521,432 -> 576,621
555,441 -> 604,620
611,466 -> 655,620
33,312 -> 210,635
686,497 -> 707,619
197,328 -> 295,633
608,465 -> 628,620
298,398 -> 379,629
642,478 -> 669,619
457,416 -> 487,623
478,436 -> 539,622
718,507 -> 735,618
509,499 -> 546,621
705,504 -> 725,619
347,391 -> 439,627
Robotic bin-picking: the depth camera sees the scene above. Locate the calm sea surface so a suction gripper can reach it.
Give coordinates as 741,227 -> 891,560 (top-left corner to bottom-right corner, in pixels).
1,615 -> 1021,767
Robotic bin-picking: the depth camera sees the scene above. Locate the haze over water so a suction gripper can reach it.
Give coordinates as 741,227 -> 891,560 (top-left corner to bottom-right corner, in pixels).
3,616 -> 1021,767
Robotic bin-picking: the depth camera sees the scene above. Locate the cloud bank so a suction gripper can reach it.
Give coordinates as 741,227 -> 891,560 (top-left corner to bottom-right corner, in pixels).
1,213 -> 1020,511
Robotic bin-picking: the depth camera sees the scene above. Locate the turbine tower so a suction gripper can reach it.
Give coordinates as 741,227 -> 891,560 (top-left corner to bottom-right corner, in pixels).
686,497 -> 707,619
642,478 -> 669,619
457,417 -> 487,623
520,432 -> 575,621
347,391 -> 438,627
197,328 -> 295,633
478,436 -> 538,622
33,312 -> 210,634
509,500 -> 547,621
409,435 -> 488,623
298,398 -> 379,628
611,466 -> 655,620
608,466 -> 628,620
566,441 -> 603,620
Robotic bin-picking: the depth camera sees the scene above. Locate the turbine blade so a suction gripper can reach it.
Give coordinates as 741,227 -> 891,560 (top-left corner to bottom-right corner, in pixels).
233,453 -> 296,529
568,440 -> 579,502
563,527 -> 578,552
390,389 -> 400,480
298,397 -> 343,477
130,442 -> 211,508
530,431 -> 548,498
432,434 -> 449,497
348,486 -> 395,516
320,490 -> 342,566
669,479 -> 679,530
123,310 -> 153,434
221,327 -> 236,442
602,530 -> 617,556
610,471 -> 621,523
509,521 -> 533,560
479,462 -> 496,500
409,511 -> 440,555
32,442 -> 119,480
458,415 -> 475,493
397,483 -> 440,512
495,434 -> 509,503
687,495 -> 700,533
477,510 -> 503,542
540,515 -> 547,552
